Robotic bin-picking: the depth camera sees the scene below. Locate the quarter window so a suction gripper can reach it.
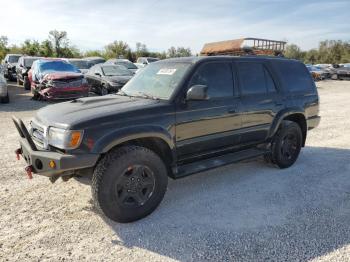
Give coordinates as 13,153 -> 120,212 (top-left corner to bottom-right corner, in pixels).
189,62 -> 234,98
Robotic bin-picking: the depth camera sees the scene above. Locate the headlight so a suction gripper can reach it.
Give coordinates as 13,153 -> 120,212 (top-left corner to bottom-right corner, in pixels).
82,78 -> 88,85
48,127 -> 84,149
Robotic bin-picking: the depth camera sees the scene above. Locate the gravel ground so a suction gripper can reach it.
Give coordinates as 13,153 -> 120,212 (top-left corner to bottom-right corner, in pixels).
1,80 -> 350,261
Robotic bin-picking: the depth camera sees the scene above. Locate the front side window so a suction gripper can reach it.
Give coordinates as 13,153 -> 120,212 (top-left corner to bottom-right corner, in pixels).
189,62 -> 234,98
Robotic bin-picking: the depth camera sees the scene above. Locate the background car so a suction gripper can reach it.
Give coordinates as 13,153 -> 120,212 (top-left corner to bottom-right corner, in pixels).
134,57 -> 159,68
306,65 -> 329,81
85,64 -> 133,95
334,64 -> 350,80
64,58 -> 93,74
0,72 -> 9,103
30,59 -> 89,100
16,56 -> 42,90
1,54 -> 22,81
83,57 -> 106,66
105,59 -> 139,74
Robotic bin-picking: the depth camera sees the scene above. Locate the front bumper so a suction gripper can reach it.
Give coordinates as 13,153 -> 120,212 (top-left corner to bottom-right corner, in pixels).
307,115 -> 321,130
13,117 -> 99,177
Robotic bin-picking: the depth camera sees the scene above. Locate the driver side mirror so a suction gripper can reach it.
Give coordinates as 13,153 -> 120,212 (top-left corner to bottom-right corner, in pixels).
186,85 -> 208,101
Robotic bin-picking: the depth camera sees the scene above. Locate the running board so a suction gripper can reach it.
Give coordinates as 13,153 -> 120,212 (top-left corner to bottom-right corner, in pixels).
174,148 -> 268,179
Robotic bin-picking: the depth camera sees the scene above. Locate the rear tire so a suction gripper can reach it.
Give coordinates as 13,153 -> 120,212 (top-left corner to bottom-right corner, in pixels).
270,121 -> 303,169
92,146 -> 168,223
17,77 -> 23,86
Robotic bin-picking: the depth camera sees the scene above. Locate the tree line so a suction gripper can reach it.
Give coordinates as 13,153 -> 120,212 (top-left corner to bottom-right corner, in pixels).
284,40 -> 350,64
0,30 -> 192,62
1,30 -> 349,64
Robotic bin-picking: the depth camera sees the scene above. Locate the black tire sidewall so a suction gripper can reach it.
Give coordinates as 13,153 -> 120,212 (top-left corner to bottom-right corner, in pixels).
24,77 -> 30,90
93,146 -> 168,223
272,122 -> 302,169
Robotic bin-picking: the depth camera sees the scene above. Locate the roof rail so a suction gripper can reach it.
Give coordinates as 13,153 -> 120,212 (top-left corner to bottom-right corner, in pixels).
200,37 -> 287,57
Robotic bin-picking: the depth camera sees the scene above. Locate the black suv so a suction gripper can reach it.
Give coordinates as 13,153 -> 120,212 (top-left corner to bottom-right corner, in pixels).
13,56 -> 320,223
16,56 -> 41,90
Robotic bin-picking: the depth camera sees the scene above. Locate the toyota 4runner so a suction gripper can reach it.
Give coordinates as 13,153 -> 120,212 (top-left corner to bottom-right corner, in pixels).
13,56 -> 320,223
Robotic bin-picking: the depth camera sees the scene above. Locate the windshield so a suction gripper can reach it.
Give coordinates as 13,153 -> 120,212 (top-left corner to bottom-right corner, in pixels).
102,65 -> 133,76
121,62 -> 191,100
69,60 -> 91,69
8,55 -> 21,63
115,61 -> 138,69
39,61 -> 80,73
24,58 -> 39,67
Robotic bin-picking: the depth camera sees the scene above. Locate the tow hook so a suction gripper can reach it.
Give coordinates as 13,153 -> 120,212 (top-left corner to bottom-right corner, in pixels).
15,148 -> 22,160
25,165 -> 33,179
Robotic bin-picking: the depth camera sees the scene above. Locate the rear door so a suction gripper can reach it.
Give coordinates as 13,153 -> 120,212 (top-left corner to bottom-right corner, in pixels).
236,60 -> 283,145
175,60 -> 242,161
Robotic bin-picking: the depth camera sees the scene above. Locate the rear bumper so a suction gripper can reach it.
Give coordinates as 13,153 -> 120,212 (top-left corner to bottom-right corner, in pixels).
13,116 -> 99,177
307,116 -> 321,130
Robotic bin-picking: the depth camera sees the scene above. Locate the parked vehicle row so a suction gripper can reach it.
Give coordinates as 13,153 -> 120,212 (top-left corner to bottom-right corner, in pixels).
1,53 -> 162,102
306,63 -> 350,81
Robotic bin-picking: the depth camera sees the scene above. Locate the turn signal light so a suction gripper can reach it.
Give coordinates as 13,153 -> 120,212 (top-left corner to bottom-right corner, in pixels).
69,131 -> 82,148
49,160 -> 56,169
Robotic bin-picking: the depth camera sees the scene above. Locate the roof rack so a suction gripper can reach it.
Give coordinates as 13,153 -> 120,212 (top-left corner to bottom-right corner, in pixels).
200,37 -> 287,57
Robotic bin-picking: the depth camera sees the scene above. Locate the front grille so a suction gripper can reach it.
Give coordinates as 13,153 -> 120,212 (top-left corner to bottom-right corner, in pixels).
30,120 -> 47,149
51,78 -> 83,88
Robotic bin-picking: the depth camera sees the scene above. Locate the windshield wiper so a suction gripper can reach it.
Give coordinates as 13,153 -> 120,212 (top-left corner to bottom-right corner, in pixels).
115,90 -> 128,96
136,92 -> 160,100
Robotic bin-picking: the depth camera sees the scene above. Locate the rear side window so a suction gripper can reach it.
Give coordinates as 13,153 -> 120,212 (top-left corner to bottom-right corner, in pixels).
238,62 -> 277,95
189,62 -> 234,98
272,61 -> 313,92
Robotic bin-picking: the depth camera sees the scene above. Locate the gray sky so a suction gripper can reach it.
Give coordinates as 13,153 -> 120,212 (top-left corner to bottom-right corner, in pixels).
1,0 -> 349,53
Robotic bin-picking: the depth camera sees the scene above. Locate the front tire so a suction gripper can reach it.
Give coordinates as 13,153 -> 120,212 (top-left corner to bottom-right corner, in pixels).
100,84 -> 108,96
23,77 -> 30,90
92,146 -> 168,223
1,93 -> 9,103
270,121 -> 302,169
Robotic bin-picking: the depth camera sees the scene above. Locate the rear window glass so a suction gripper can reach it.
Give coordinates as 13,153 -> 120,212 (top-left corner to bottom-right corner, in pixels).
272,61 -> 313,92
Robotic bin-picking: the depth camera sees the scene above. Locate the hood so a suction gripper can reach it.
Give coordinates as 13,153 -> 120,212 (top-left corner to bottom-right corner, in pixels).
43,72 -> 83,81
105,75 -> 132,84
35,94 -> 161,128
79,69 -> 89,74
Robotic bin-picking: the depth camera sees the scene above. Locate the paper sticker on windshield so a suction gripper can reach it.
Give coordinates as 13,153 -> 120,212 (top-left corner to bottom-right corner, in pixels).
157,68 -> 177,75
